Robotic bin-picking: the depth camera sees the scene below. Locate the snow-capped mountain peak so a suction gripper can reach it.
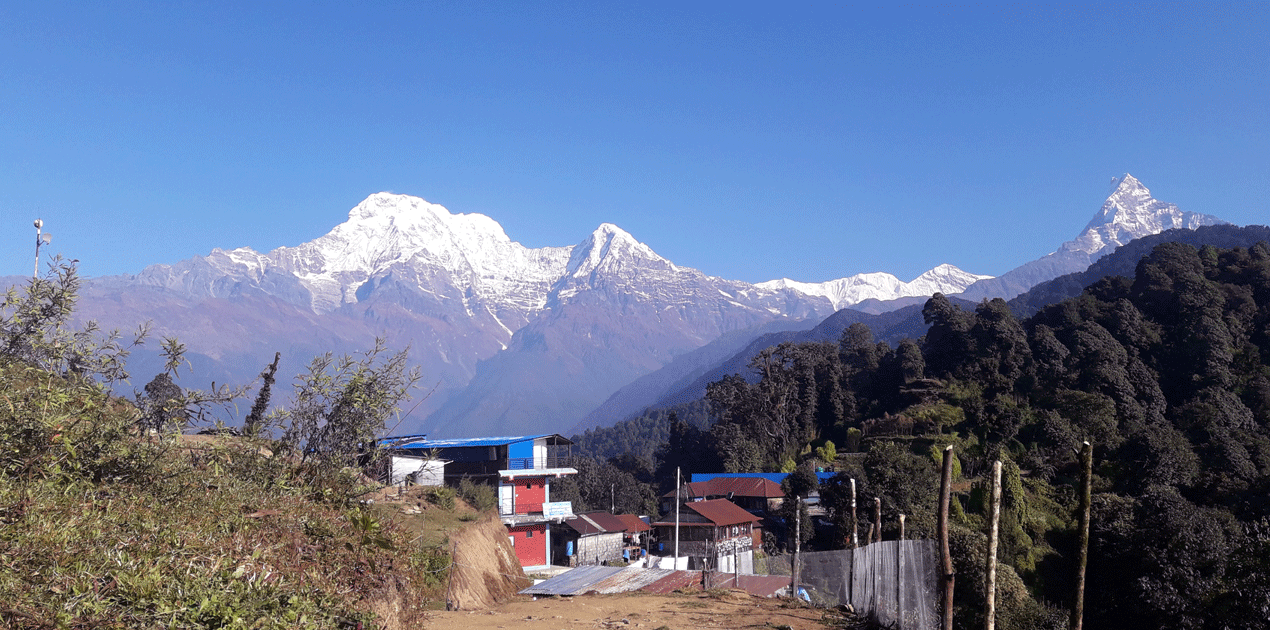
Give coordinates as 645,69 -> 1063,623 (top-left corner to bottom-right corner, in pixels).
757,264 -> 992,311
565,222 -> 669,278
1065,173 -> 1226,258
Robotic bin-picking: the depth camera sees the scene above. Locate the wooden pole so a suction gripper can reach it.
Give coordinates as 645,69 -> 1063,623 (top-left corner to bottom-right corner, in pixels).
674,467 -> 681,568
850,478 -> 858,548
1071,441 -> 1093,630
985,460 -> 1002,630
938,445 -> 955,630
898,518 -> 906,630
734,538 -> 740,585
791,496 -> 802,600
873,497 -> 882,544
445,541 -> 458,610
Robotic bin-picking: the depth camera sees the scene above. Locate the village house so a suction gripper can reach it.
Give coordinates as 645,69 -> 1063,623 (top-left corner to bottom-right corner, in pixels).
612,513 -> 651,561
551,512 -> 652,567
381,434 -> 577,570
659,476 -> 785,515
652,498 -> 760,573
551,511 -> 625,567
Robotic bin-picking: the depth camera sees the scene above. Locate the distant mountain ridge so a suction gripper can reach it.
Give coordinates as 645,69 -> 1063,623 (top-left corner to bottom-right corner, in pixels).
757,264 -> 990,310
569,174 -> 1236,432
40,174 -> 1232,438
68,193 -> 984,438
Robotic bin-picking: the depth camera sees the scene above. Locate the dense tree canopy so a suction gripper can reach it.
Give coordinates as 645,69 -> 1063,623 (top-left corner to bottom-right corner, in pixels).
575,239 -> 1270,629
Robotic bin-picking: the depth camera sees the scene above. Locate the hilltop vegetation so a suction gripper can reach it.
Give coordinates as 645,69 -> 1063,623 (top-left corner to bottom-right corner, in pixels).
0,261 -> 464,629
570,239 -> 1270,629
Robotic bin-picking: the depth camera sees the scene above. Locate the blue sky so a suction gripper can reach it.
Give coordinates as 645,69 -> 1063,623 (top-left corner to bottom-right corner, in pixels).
2,1 -> 1267,283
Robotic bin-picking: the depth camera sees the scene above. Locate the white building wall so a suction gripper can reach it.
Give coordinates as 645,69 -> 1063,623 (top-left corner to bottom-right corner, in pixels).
389,456 -> 445,485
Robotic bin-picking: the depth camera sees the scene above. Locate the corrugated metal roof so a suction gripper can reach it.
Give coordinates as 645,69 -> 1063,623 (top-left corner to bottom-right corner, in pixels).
682,499 -> 762,526
520,566 -> 790,598
382,434 -> 574,449
692,472 -> 837,484
590,568 -> 681,594
663,477 -> 784,500
561,511 -> 633,535
639,570 -> 702,594
520,565 -> 627,595
614,513 -> 650,532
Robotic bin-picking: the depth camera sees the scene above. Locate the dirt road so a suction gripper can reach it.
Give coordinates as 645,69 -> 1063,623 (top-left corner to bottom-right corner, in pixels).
417,590 -> 843,630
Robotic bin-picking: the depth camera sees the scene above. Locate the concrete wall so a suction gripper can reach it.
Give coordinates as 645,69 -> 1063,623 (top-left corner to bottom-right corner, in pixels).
575,532 -> 624,566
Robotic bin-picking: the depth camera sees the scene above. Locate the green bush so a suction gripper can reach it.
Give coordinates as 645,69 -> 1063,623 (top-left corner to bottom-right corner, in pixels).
425,485 -> 456,510
457,477 -> 497,511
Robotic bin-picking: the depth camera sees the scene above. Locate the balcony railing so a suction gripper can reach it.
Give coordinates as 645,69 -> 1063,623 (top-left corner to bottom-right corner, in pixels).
506,456 -> 569,470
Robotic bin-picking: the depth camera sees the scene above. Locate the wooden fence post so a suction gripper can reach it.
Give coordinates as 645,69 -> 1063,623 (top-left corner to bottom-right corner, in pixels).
899,514 -> 906,541
1071,441 -> 1093,630
791,496 -> 802,600
873,497 -> 882,544
985,460 -> 1002,630
938,445 -> 955,630
851,478 -> 858,549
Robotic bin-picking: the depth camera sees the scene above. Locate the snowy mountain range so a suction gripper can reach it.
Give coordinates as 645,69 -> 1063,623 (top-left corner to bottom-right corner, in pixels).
757,264 -> 992,311
62,173 -> 1227,438
76,193 -> 984,437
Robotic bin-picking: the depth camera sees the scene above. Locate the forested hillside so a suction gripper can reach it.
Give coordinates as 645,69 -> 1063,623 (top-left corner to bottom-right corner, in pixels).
564,239 -> 1270,629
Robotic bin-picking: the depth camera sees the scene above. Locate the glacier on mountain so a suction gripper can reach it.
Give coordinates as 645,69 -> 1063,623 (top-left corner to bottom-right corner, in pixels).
758,263 -> 993,311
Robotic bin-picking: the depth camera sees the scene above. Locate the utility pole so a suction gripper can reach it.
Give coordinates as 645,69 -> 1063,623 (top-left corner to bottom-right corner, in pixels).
33,219 -> 51,278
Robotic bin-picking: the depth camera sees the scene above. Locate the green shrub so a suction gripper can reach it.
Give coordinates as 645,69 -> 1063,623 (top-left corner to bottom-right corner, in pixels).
457,477 -> 497,511
425,485 -> 456,510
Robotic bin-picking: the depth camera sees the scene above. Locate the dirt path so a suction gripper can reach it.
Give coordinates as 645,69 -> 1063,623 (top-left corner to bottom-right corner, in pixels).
416,590 -> 835,630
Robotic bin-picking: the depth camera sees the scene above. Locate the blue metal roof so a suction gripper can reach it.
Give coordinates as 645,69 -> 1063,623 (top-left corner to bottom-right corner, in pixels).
692,472 -> 837,484
383,434 -> 557,449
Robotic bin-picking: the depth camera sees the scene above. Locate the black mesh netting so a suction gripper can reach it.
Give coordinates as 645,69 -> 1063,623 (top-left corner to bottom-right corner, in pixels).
756,540 -> 938,630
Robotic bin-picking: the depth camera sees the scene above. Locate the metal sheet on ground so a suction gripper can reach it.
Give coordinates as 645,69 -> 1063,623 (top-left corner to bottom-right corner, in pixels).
520,565 -> 626,596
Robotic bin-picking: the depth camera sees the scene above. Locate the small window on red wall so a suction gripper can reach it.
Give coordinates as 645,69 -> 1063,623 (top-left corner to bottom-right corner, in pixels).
527,529 -> 534,538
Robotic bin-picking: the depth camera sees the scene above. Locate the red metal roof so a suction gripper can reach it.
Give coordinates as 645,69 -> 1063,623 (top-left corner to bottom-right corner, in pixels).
562,511 -> 637,535
661,477 -> 784,500
614,513 -> 651,532
682,499 -> 761,526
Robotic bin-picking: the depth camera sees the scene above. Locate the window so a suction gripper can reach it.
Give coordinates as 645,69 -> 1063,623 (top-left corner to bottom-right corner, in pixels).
527,529 -> 534,538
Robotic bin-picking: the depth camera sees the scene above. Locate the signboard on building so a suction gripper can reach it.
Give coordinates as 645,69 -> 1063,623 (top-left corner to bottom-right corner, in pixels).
543,501 -> 573,518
